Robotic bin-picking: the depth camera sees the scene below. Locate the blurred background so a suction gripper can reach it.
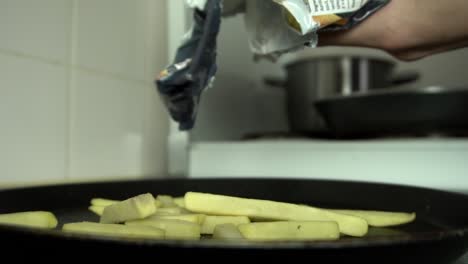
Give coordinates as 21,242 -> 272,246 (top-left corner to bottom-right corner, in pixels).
1,0 -> 468,192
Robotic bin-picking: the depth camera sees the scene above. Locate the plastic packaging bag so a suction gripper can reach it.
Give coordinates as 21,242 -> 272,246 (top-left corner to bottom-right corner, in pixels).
156,0 -> 221,130
156,0 -> 389,130
246,0 -> 390,59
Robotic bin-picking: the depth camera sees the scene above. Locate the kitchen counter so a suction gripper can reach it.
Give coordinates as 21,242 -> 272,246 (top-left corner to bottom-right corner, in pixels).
189,138 -> 468,194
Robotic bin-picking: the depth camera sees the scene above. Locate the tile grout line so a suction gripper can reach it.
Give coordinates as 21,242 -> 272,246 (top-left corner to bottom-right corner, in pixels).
65,0 -> 79,180
141,0 -> 148,174
0,48 -> 150,87
0,47 -> 63,66
141,0 -> 154,175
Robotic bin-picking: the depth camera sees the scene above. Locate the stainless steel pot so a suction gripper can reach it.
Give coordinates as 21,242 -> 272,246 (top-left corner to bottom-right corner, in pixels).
265,56 -> 420,133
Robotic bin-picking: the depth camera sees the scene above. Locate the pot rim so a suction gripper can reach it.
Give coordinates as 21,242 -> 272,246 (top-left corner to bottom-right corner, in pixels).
283,55 -> 397,69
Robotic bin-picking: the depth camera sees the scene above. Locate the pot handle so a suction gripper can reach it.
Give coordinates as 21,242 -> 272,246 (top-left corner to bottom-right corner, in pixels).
390,70 -> 420,86
264,77 -> 286,88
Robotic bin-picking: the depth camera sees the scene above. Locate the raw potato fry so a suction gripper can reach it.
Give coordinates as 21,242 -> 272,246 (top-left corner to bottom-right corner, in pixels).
63,222 -> 164,239
90,198 -> 119,207
238,221 -> 340,241
100,193 -> 156,224
329,209 -> 416,227
185,192 -> 368,237
155,207 -> 189,216
201,216 -> 250,235
89,205 -> 105,216
0,211 -> 57,229
126,219 -> 200,240
213,224 -> 244,240
156,195 -> 177,208
154,200 -> 162,208
64,192 -> 416,243
149,214 -> 205,225
174,197 -> 185,208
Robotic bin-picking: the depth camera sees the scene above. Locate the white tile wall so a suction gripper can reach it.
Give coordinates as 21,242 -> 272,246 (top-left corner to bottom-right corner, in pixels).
0,0 -> 72,63
76,0 -> 147,82
0,0 -> 169,184
141,0 -> 169,177
0,53 -> 67,182
142,83 -> 169,177
69,71 -> 145,179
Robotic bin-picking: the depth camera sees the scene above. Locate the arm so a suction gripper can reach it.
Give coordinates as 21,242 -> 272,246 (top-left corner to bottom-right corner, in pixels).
318,0 -> 468,60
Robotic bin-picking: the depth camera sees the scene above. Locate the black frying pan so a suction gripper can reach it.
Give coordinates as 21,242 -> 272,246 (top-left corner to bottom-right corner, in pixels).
1,178 -> 468,263
315,86 -> 468,139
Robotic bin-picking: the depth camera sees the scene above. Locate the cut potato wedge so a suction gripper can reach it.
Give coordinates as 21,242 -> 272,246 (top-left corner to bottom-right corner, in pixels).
149,214 -> 205,224
91,198 -> 161,217
63,222 -> 164,239
126,219 -> 200,240
155,207 -> 189,216
89,205 -> 105,216
100,193 -> 156,224
201,216 -> 250,235
0,211 -> 57,229
329,209 -> 416,227
213,224 -> 244,240
92,198 -> 162,209
90,198 -> 119,207
154,200 -> 162,208
156,195 -> 177,208
185,192 -> 368,237
173,197 -> 185,208
238,221 -> 340,241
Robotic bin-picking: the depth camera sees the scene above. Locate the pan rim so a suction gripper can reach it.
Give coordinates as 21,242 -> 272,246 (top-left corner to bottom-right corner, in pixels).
0,223 -> 467,250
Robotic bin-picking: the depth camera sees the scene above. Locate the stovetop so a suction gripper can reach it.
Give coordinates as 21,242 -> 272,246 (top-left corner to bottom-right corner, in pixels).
242,130 -> 468,141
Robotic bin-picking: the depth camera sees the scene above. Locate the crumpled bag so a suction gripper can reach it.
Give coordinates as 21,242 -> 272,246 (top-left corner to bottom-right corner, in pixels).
156,0 -> 221,130
156,0 -> 389,130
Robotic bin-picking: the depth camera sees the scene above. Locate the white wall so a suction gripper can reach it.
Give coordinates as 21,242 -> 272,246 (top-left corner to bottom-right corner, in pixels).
0,0 -> 170,185
191,15 -> 288,142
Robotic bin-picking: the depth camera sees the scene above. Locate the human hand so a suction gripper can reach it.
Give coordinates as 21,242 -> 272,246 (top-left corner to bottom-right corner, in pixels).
318,0 -> 468,61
